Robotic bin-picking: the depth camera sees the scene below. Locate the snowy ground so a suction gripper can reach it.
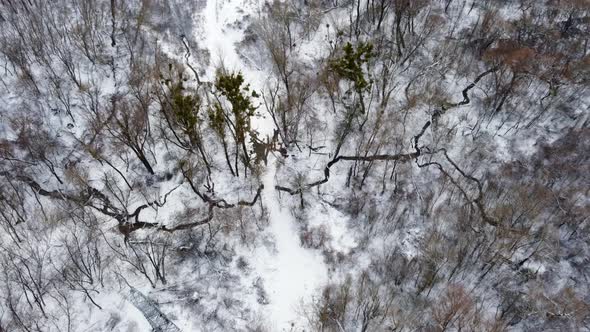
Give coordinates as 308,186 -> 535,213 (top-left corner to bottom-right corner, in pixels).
195,0 -> 330,329
251,160 -> 328,330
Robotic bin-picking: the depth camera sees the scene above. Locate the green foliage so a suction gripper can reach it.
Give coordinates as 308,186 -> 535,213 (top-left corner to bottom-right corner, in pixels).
168,82 -> 201,135
208,103 -> 225,137
214,72 -> 259,144
330,42 -> 374,92
160,64 -> 201,139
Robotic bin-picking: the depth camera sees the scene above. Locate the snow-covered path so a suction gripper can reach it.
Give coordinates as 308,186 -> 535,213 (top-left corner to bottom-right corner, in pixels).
201,0 -> 243,77
196,0 -> 328,329
259,160 -> 328,330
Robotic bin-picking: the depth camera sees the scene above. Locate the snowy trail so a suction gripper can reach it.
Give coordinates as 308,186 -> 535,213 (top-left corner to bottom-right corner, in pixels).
197,0 -> 328,329
201,0 -> 243,76
259,160 -> 328,330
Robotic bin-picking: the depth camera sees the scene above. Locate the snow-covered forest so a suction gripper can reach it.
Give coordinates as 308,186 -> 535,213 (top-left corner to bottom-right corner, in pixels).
0,0 -> 589,331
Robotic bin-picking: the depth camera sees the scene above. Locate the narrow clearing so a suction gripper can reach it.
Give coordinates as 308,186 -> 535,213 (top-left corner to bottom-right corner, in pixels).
198,0 -> 328,329
260,160 -> 327,330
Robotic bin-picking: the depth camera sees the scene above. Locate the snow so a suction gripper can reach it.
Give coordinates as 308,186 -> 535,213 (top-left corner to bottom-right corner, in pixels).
199,0 -> 263,86
252,159 -> 328,330
75,291 -> 152,332
196,0 -> 330,329
303,196 -> 356,254
201,0 -> 244,75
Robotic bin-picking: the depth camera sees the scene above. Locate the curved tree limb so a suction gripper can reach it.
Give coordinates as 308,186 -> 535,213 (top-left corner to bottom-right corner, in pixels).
276,120 -> 432,195
272,67 -> 498,228
0,169 -> 261,238
415,149 -> 498,227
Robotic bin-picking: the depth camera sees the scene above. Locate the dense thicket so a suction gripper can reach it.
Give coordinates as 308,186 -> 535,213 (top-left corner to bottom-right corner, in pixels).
0,0 -> 588,331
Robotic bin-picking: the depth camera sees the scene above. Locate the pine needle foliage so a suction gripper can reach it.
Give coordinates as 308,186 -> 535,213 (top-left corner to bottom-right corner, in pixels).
329,42 -> 374,93
214,72 -> 259,145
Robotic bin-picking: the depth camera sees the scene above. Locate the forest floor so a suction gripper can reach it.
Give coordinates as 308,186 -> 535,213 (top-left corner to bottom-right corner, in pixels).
198,0 -> 330,329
